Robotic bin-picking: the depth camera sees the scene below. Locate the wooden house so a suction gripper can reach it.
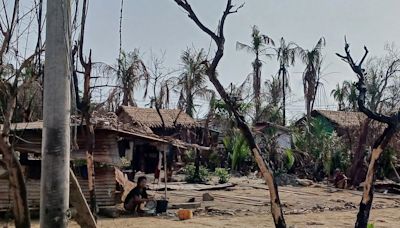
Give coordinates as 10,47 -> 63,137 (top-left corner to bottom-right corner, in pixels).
0,115 -> 176,212
117,106 -> 205,170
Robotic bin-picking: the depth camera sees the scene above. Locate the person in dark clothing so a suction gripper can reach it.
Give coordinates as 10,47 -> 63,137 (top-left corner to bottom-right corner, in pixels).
124,176 -> 152,214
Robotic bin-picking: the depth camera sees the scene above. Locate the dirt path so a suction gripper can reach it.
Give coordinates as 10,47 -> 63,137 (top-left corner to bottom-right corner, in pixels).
1,177 -> 400,227
7,208 -> 397,228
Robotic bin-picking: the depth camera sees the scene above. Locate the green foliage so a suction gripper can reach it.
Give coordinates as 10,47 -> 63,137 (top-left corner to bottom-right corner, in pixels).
74,159 -> 87,166
294,118 -> 349,176
223,131 -> 251,172
283,149 -> 295,171
184,149 -> 196,163
184,164 -> 210,183
207,150 -> 222,171
215,168 -> 230,184
367,223 -> 375,228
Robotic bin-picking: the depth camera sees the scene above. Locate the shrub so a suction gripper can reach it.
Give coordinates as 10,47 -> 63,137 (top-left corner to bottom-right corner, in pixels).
283,149 -> 295,171
215,168 -> 230,184
184,164 -> 210,183
293,117 -> 350,176
223,131 -> 251,172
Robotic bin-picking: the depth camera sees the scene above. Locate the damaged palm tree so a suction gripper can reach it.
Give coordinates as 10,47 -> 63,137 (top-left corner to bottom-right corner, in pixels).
173,1 -> 286,227
337,41 -> 400,228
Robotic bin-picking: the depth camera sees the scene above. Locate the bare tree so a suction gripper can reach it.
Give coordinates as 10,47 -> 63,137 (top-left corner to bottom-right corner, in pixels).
337,41 -> 400,228
345,46 -> 400,186
0,1 -> 43,227
40,0 -> 71,227
76,0 -> 97,216
173,1 -> 286,227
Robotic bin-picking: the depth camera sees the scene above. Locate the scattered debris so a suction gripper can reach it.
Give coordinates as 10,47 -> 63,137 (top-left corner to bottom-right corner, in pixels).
306,221 -> 325,226
204,206 -> 236,216
296,178 -> 314,187
202,193 -> 215,201
150,183 -> 235,191
169,202 -> 201,209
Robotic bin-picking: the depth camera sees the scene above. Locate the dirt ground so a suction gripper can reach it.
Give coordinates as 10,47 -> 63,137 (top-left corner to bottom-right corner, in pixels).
2,177 -> 400,227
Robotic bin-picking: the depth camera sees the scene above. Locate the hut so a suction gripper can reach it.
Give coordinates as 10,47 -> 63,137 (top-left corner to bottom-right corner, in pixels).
295,110 -> 400,152
117,106 -> 203,170
117,106 -> 198,139
0,115 -> 174,212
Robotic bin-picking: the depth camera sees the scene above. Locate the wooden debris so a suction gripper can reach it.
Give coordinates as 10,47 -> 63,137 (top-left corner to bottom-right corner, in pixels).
150,183 -> 235,191
169,202 -> 201,209
69,169 -> 97,228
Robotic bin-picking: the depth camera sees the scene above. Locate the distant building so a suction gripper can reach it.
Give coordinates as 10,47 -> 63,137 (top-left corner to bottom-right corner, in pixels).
295,110 -> 400,152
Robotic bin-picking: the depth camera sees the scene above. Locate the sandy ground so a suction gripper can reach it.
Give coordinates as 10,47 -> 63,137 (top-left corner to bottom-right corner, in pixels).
2,177 -> 400,227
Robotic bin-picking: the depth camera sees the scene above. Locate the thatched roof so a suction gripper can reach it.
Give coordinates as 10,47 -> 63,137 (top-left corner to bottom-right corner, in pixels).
313,110 -> 367,128
0,112 -> 162,143
117,106 -> 197,129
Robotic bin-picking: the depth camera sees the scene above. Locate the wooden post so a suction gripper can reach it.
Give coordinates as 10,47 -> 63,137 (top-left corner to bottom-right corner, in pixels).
163,148 -> 167,199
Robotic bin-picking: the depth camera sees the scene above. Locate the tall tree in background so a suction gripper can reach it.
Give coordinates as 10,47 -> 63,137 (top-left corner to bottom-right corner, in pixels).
236,25 -> 274,121
274,38 -> 300,126
331,83 -> 348,111
337,41 -> 400,228
178,48 -> 210,117
40,0 -> 71,227
118,49 -> 150,106
174,1 -> 286,227
331,80 -> 357,111
259,75 -> 283,124
299,38 -> 325,125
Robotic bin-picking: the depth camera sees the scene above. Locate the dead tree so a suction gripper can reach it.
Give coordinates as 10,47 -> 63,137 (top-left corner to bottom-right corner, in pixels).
76,0 -> 97,216
0,1 -> 40,227
173,1 -> 286,227
337,41 -> 400,228
0,54 -> 37,228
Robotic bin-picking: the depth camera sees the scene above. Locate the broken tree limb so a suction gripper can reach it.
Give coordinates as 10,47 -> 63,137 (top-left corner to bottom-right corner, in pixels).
69,168 -> 97,228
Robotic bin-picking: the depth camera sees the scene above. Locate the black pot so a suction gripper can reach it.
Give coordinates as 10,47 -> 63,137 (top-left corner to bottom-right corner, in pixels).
156,200 -> 168,214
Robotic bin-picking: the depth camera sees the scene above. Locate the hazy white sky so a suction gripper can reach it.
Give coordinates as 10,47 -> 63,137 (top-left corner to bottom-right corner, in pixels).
84,0 -> 400,121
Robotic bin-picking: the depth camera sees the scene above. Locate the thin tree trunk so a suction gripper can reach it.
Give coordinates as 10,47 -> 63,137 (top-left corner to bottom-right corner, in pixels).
84,110 -> 97,216
355,126 -> 396,227
40,0 -> 71,227
282,66 -> 286,126
348,119 -> 371,186
174,1 -> 286,226
337,42 -> 400,228
208,72 -> 286,228
253,57 -> 261,122
0,141 -> 30,228
78,0 -> 97,215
